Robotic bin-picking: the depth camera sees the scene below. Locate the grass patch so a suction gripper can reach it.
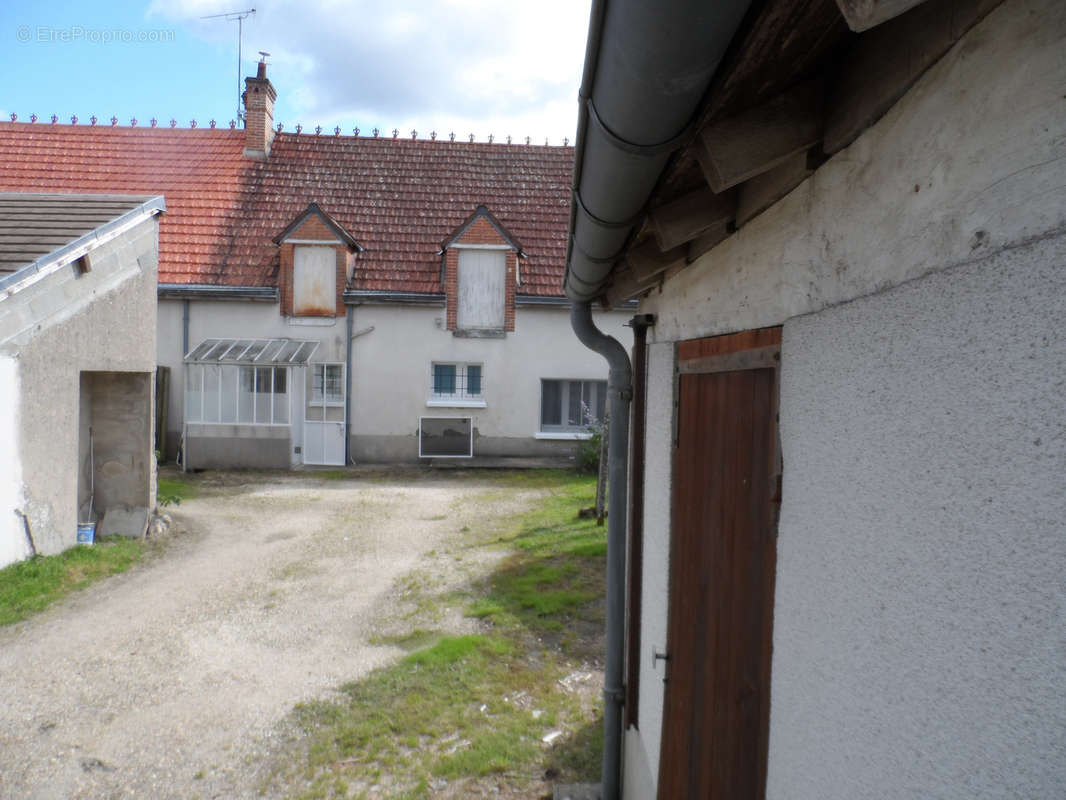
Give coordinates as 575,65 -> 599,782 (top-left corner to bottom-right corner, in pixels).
265,470 -> 605,798
0,537 -> 146,626
314,470 -> 352,481
157,475 -> 198,504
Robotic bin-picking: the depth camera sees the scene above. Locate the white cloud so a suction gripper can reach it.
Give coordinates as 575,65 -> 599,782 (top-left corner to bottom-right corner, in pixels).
150,0 -> 591,142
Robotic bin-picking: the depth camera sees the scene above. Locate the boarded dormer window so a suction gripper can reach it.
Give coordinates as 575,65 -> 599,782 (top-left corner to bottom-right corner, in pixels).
457,250 -> 506,330
442,206 -> 522,335
293,246 -> 337,316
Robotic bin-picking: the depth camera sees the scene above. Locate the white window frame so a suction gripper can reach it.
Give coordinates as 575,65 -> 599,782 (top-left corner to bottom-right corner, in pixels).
310,362 -> 345,406
427,362 -> 486,408
184,363 -> 291,426
538,378 -> 607,436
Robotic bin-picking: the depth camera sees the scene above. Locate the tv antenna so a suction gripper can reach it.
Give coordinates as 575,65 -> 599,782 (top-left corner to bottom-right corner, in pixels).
201,8 -> 256,124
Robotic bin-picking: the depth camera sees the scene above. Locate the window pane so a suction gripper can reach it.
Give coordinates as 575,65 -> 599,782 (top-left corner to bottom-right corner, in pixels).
238,366 -> 255,423
312,364 -> 325,402
567,381 -> 583,427
202,365 -> 220,422
466,365 -> 482,396
255,368 -> 272,423
541,380 -> 561,426
434,364 -> 456,395
219,366 -> 238,423
273,369 -> 289,424
593,380 -> 607,423
185,364 -> 202,422
325,364 -> 343,402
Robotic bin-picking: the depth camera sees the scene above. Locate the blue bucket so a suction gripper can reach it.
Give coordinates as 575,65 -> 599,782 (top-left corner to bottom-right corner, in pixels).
76,522 -> 96,545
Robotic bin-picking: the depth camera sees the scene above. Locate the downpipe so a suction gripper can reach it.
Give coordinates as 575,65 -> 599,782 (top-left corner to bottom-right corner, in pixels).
570,301 -> 630,800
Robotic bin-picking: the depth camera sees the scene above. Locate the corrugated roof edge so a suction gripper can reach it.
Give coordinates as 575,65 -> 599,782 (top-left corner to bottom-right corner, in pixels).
0,194 -> 165,294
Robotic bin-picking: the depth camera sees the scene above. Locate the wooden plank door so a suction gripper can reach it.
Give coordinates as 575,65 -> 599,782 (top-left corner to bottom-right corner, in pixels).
658,331 -> 779,800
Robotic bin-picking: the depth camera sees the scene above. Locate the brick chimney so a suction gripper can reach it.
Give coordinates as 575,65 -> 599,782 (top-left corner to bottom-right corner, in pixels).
242,60 -> 277,160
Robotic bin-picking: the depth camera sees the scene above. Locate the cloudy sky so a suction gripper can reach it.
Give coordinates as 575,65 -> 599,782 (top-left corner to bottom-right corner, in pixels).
1,0 -> 592,144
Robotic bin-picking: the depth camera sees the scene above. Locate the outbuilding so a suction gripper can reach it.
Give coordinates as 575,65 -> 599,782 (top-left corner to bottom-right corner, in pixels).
0,193 -> 163,568
564,0 -> 1065,797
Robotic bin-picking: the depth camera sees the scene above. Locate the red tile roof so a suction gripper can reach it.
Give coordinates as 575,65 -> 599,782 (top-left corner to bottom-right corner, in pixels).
0,123 -> 574,295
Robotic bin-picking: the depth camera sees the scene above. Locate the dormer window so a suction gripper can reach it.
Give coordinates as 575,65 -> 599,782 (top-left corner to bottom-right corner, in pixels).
273,202 -> 363,319
293,246 -> 337,316
457,250 -> 506,330
441,205 -> 523,337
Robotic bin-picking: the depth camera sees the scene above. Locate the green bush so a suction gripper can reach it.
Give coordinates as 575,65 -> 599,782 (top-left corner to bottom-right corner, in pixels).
575,426 -> 602,474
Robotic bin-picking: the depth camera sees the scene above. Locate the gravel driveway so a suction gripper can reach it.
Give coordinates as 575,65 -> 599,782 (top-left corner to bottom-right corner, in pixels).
0,469 -> 539,799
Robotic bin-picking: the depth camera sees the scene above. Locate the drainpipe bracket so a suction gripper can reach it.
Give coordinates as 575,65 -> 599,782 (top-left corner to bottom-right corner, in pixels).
602,685 -> 625,705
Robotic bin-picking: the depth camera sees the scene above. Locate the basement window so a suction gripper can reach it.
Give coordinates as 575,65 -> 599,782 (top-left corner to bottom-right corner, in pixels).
419,416 -> 473,458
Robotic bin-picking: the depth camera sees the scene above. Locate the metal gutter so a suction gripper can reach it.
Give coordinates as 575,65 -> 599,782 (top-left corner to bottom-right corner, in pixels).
565,4 -> 753,798
0,195 -> 166,294
343,289 -> 446,306
158,284 -> 278,301
517,294 -> 639,309
570,301 -> 631,800
564,0 -> 752,302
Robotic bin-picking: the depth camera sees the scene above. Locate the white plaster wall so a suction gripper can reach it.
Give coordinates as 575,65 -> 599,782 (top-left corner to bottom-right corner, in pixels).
622,340 -> 674,800
628,2 -> 1066,795
157,298 -> 186,444
641,0 -> 1066,345
158,298 -> 632,461
0,356 -> 28,568
769,231 -> 1065,799
347,304 -> 632,440
0,217 -> 158,558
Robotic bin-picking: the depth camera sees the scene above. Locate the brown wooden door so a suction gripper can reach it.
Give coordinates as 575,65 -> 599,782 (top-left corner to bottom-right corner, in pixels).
657,339 -> 778,799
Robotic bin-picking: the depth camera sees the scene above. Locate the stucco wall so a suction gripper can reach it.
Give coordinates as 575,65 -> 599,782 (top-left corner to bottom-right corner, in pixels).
0,356 -> 26,566
161,298 -> 632,464
0,217 -> 158,563
640,0 -> 1066,345
626,1 -> 1065,797
348,303 -> 631,461
769,230 -> 1065,799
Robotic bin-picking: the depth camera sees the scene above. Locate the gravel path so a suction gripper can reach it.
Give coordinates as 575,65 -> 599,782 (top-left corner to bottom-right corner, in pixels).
0,470 -> 536,800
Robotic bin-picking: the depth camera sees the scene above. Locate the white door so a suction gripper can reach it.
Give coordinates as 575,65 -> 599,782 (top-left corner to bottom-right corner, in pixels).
303,363 -> 345,466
